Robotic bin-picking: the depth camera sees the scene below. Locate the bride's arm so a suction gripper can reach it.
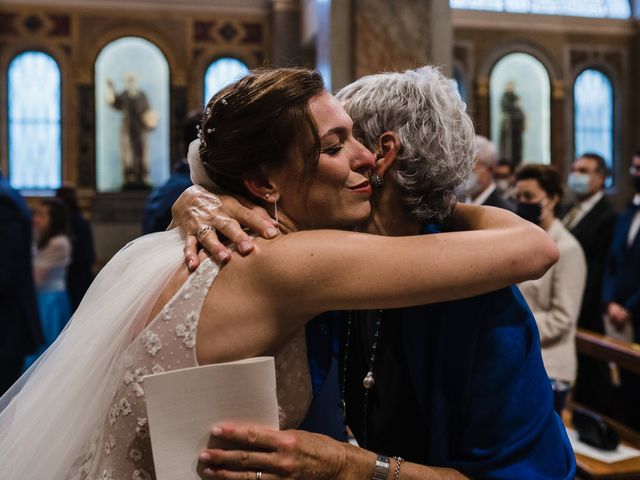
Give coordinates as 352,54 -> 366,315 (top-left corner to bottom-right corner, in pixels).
253,203 -> 558,318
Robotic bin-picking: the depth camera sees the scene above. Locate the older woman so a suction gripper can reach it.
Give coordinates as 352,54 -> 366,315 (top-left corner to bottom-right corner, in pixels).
515,164 -> 587,413
181,68 -> 575,480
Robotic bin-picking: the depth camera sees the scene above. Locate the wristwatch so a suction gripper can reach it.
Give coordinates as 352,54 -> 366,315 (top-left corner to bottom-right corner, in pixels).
372,454 -> 390,480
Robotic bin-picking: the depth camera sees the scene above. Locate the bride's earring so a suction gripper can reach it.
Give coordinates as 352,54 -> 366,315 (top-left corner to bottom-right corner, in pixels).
265,193 -> 279,227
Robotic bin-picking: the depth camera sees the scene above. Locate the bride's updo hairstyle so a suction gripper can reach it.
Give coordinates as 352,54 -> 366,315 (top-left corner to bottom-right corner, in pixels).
199,67 -> 325,198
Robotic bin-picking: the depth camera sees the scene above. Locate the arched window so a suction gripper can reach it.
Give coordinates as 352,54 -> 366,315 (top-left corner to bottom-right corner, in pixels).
95,37 -> 170,191
204,57 -> 249,104
574,69 -> 614,183
490,52 -> 551,166
8,51 -> 61,190
450,0 -> 631,18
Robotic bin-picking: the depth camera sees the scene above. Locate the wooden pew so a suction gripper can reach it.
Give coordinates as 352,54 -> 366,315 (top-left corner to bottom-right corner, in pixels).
566,329 -> 640,478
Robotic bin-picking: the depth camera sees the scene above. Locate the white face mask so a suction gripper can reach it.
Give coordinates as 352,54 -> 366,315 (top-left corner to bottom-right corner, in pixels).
464,172 -> 479,195
567,172 -> 591,195
496,179 -> 510,192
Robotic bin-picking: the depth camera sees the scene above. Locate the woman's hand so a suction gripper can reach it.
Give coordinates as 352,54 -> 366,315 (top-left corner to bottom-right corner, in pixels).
171,186 -> 278,270
197,424 -> 470,479
197,424 -> 353,480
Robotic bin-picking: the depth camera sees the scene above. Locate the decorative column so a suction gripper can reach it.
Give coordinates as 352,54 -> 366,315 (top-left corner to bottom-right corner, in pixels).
550,79 -> 566,176
474,76 -> 490,137
271,0 -> 303,67
352,0 -> 433,79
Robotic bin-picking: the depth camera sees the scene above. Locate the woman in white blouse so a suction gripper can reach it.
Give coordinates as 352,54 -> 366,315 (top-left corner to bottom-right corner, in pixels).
25,198 -> 72,367
515,164 -> 587,413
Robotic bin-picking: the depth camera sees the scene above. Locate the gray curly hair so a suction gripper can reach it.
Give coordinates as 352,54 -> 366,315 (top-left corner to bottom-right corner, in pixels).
336,66 -> 476,224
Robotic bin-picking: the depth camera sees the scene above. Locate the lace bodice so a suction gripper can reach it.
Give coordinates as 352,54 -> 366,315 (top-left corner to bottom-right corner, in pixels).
80,258 -> 311,480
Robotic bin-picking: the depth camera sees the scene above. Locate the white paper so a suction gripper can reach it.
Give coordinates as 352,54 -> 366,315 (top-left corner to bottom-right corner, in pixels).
566,428 -> 640,464
603,314 -> 635,343
144,357 -> 280,480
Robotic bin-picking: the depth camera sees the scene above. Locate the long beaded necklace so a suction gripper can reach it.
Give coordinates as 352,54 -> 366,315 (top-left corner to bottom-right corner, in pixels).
340,309 -> 383,447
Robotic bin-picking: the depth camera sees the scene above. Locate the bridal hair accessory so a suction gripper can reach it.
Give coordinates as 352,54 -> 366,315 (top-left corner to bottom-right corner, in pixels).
196,225 -> 215,241
187,139 -> 217,190
370,174 -> 384,189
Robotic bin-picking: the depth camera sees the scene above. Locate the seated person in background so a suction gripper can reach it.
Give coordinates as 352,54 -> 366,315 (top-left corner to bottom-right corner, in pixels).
516,164 -> 587,414
24,198 -> 72,368
141,112 -> 199,234
563,153 -> 616,413
0,171 -> 42,394
55,185 -> 96,312
463,136 -> 515,211
181,67 -> 575,480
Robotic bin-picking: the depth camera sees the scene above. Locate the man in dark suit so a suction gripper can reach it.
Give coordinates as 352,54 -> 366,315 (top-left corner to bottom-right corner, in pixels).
0,172 -> 43,394
564,153 -> 617,411
464,136 -> 515,211
602,151 -> 640,429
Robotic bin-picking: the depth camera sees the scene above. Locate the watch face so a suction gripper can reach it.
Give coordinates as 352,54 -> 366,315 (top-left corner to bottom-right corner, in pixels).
373,455 -> 391,480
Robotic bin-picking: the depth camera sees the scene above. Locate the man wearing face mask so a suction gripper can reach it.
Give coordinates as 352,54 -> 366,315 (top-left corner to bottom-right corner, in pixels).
602,150 -> 640,429
563,153 -> 617,413
515,164 -> 587,413
464,136 -> 515,211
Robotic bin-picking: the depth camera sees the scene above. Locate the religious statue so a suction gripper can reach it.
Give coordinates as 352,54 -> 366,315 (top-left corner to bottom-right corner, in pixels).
106,73 -> 158,189
499,81 -> 526,168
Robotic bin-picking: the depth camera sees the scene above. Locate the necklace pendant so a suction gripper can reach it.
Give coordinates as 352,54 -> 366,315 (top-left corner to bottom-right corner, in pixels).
363,371 -> 375,389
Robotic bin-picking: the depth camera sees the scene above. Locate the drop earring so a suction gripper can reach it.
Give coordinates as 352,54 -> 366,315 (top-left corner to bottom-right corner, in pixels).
265,193 -> 279,227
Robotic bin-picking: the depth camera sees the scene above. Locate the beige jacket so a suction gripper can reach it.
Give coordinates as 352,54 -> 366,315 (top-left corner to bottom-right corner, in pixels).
519,219 -> 587,384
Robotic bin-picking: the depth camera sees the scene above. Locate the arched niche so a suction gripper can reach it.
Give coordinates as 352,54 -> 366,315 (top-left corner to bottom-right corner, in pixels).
95,36 -> 170,191
490,52 -> 551,166
8,50 -> 61,190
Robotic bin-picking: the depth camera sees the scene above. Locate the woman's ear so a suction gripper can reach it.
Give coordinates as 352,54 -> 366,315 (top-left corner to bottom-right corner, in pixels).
243,171 -> 279,202
373,131 -> 401,178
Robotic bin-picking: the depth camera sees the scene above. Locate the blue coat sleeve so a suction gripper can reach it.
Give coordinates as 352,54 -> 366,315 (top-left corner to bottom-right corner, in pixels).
450,288 -> 576,479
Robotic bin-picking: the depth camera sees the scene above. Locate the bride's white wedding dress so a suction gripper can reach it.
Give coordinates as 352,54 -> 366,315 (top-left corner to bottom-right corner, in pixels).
0,229 -> 311,479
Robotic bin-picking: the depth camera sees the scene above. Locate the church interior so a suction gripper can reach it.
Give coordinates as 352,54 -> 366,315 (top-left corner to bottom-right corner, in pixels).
2,0 -> 640,478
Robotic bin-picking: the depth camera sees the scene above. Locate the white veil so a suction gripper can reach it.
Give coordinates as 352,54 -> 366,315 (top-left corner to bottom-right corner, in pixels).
188,139 -> 217,190
0,229 -> 185,478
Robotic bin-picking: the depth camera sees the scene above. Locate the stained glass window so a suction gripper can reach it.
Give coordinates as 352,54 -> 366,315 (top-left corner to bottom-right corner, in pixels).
450,0 -> 631,18
8,51 -> 61,190
204,58 -> 249,104
574,69 -> 614,182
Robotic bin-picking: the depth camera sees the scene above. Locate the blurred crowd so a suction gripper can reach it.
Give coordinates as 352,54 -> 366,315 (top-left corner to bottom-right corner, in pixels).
464,136 -> 640,426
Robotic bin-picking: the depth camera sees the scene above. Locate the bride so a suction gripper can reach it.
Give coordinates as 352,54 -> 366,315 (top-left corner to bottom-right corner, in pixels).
0,67 -> 557,479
